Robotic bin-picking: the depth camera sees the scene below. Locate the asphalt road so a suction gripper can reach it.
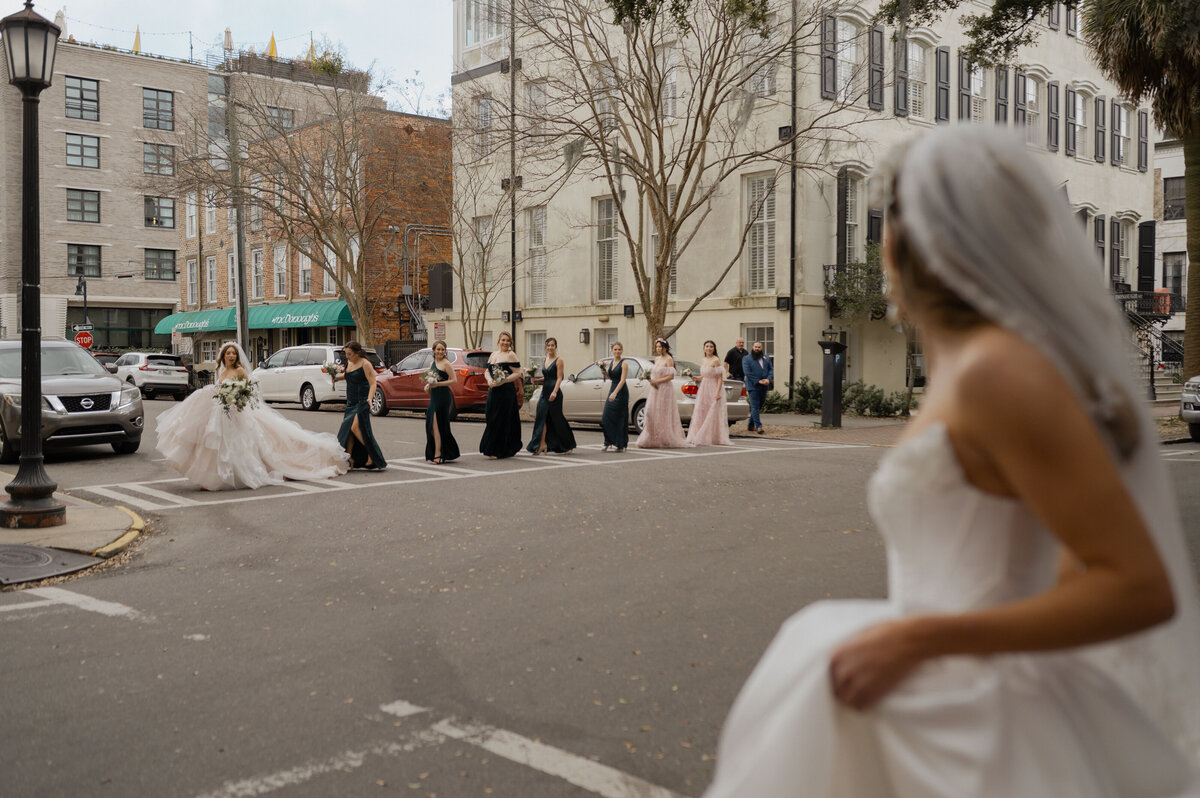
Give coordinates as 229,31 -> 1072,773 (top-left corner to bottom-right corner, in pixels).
2,399 -> 1197,798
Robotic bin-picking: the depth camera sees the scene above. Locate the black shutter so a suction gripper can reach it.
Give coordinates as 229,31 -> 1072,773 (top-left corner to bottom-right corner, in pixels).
1047,81 -> 1059,151
994,67 -> 1008,123
1137,109 -> 1149,172
821,13 -> 837,100
868,26 -> 885,110
1066,6 -> 1078,36
836,167 -> 848,267
866,209 -> 883,245
935,46 -> 950,123
1111,101 -> 1121,165
1138,221 -> 1156,292
1094,96 -> 1106,162
1095,214 -> 1106,268
1111,217 -> 1122,281
957,52 -> 971,120
1049,2 -> 1061,30
1014,70 -> 1027,126
894,37 -> 909,117
1065,86 -> 1077,155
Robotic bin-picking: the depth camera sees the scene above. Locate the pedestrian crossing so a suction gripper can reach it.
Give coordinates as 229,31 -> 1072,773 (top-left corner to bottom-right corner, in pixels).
65,439 -> 863,512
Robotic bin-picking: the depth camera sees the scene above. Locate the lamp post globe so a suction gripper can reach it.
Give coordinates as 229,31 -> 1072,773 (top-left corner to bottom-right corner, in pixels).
0,0 -> 64,527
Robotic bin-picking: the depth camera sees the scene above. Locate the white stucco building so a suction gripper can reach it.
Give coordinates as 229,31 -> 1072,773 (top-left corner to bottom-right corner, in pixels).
450,0 -> 1155,392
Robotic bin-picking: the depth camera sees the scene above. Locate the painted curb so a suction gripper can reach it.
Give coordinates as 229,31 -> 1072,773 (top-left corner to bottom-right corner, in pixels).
91,506 -> 144,559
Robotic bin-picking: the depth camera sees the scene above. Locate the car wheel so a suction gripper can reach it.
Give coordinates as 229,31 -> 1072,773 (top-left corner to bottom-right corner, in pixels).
0,429 -> 18,465
300,384 -> 320,411
632,400 -> 647,434
370,391 -> 388,417
111,438 -> 140,455
1190,422 -> 1200,443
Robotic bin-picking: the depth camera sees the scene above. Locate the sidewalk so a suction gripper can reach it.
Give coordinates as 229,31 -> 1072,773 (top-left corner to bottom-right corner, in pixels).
733,412 -> 909,446
0,493 -> 143,558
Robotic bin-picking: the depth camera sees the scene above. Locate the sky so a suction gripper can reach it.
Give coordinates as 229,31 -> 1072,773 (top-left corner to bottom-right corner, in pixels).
47,0 -> 453,116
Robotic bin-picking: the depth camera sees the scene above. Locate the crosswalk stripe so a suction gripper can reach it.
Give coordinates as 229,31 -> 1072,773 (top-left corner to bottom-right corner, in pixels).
121,483 -> 201,506
83,485 -> 169,510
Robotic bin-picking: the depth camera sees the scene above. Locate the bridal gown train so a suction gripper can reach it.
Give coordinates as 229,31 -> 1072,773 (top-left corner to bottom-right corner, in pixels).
156,382 -> 349,491
704,422 -> 1200,798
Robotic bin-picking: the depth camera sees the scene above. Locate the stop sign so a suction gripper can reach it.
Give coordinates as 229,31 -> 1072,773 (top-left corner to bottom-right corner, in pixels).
74,331 -> 93,349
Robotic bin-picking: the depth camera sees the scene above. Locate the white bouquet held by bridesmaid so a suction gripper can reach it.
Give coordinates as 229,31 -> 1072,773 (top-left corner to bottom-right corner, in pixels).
214,376 -> 257,416
423,367 -> 440,385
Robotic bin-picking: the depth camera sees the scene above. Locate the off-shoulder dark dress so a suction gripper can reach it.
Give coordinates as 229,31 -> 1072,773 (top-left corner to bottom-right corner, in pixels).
479,362 -> 523,459
527,358 -> 576,454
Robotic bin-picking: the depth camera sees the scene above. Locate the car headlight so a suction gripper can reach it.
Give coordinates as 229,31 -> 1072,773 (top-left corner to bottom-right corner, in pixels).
117,384 -> 140,409
0,393 -> 54,411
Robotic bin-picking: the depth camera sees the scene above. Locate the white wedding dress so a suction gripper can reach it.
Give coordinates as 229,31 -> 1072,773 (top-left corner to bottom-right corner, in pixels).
704,422 -> 1200,798
156,379 -> 349,491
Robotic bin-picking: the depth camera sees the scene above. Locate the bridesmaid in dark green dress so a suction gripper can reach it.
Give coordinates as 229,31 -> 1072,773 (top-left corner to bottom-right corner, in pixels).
527,337 -> 576,455
424,340 -> 460,464
600,341 -> 630,452
333,340 -> 387,471
479,331 -> 523,459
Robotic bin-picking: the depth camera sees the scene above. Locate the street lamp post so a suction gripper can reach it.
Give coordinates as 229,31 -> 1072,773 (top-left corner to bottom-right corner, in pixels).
0,1 -> 64,527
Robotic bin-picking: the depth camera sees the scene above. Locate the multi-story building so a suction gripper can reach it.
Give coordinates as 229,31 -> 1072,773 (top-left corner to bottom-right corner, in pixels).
451,0 -> 1158,392
1152,131 -> 1188,377
160,106 -> 452,369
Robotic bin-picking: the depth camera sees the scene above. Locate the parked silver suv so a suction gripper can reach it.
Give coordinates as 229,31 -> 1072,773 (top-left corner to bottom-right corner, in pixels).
0,340 -> 144,463
114,352 -> 189,400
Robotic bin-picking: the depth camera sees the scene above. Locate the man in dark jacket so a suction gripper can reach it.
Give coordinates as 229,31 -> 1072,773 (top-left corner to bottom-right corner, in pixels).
724,337 -> 747,381
741,342 -> 773,434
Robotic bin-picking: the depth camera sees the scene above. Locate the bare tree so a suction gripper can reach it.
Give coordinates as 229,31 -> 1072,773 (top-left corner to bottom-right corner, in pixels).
172,56 -> 447,345
499,0 -> 872,341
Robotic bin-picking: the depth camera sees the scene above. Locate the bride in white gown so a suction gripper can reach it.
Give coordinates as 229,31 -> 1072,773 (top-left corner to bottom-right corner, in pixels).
156,342 -> 349,490
704,128 -> 1200,797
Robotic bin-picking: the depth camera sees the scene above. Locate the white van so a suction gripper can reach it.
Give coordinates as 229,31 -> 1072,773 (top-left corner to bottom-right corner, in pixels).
252,344 -> 381,411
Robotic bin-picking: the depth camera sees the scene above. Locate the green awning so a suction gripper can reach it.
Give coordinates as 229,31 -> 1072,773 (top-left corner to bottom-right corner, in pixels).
154,308 -> 236,335
246,301 -> 355,330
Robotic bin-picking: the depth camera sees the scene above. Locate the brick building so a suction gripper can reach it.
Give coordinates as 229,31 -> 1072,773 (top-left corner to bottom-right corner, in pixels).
159,108 -> 452,369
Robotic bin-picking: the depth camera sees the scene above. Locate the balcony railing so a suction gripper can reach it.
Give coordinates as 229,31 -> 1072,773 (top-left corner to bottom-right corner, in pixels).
1114,290 -> 1186,319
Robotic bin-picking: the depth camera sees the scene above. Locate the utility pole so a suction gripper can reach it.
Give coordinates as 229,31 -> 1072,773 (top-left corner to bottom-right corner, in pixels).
508,0 -> 518,340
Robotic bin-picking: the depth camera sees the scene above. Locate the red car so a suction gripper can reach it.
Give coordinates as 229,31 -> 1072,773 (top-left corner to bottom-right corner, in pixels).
371,347 -> 492,418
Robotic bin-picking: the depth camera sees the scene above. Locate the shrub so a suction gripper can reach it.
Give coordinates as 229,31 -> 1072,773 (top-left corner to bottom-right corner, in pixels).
763,390 -> 790,414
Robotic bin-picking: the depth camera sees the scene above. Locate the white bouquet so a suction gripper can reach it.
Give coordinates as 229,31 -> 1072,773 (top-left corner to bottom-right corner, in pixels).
215,376 -> 258,416
489,364 -> 509,384
423,367 -> 440,386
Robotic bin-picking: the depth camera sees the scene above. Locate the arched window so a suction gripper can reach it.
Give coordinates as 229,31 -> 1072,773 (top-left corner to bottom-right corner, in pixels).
836,18 -> 861,104
1023,75 -> 1043,145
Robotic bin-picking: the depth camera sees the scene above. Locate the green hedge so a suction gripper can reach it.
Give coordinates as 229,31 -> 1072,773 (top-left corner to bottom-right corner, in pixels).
763,378 -> 916,417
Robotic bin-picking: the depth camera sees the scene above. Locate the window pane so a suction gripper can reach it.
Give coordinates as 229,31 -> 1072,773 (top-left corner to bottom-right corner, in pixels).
65,76 -> 99,121
145,248 -> 176,280
68,244 -> 101,277
143,143 -> 174,175
66,133 -> 99,168
144,197 -> 175,229
1164,177 -> 1186,221
143,88 -> 175,131
66,189 -> 100,223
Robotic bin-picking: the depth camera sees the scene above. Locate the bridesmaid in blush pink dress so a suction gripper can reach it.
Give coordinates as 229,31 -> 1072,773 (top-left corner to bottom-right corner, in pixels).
686,340 -> 731,446
636,338 -> 693,449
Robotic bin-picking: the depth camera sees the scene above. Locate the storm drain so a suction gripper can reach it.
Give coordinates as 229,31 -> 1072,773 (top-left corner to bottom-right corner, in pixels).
0,544 -> 101,586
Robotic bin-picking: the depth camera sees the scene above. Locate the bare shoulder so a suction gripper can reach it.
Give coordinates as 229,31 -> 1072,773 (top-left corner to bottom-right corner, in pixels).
952,327 -> 1086,440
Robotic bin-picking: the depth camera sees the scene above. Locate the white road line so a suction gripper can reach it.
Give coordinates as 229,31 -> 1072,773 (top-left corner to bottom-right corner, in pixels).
0,599 -> 58,613
70,440 -> 865,511
121,483 -> 201,506
434,719 -> 686,798
26,587 -> 149,621
82,485 -> 168,510
379,699 -> 430,718
192,730 -> 445,798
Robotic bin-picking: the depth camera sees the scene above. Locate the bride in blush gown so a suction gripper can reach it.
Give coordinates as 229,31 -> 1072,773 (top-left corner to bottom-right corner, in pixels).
685,340 -> 730,446
636,338 -> 692,449
703,128 -> 1200,797
156,342 -> 349,491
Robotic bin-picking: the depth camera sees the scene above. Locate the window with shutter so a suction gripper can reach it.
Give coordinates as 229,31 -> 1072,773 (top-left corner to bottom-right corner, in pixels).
935,47 -> 950,123
1066,6 -> 1078,35
893,37 -> 908,117
1111,102 -> 1127,166
596,198 -> 618,301
746,175 -> 776,292
969,65 -> 987,122
845,177 -> 861,264
252,249 -> 265,299
1137,109 -> 1148,172
868,26 -> 884,110
1094,214 -> 1106,269
908,41 -> 929,119
1014,71 -> 1027,127
1023,76 -> 1041,145
528,206 -> 547,306
186,259 -> 198,306
1047,81 -> 1059,151
821,14 -> 837,100
1110,217 -> 1123,282
836,19 -> 860,104
957,53 -> 971,120
994,67 -> 1008,123
1094,96 -> 1106,162
1048,2 -> 1060,30
206,256 -> 217,304
1064,86 -> 1076,155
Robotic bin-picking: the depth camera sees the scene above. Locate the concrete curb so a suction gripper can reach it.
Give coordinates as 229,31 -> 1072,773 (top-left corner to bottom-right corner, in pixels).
91,505 -> 144,559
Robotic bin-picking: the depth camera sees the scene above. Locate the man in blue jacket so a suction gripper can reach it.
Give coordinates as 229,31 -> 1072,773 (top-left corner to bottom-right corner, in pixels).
741,342 -> 773,434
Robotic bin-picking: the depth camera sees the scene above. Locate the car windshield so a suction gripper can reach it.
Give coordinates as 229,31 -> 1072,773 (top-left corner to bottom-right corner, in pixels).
0,346 -> 108,379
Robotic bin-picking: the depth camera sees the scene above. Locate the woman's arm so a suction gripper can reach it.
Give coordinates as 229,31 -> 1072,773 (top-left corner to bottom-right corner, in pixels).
363,362 -> 377,403
829,337 -> 1175,710
550,358 -> 565,400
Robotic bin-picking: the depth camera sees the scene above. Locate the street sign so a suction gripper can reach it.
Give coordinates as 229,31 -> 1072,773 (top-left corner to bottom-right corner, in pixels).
74,331 -> 93,349
432,321 -> 446,342
71,323 -> 94,332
